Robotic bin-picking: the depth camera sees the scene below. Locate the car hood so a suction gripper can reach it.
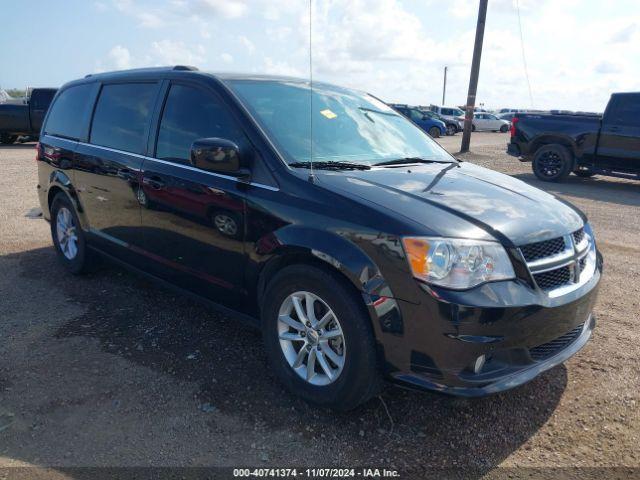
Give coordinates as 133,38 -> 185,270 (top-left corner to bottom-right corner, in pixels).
315,162 -> 584,246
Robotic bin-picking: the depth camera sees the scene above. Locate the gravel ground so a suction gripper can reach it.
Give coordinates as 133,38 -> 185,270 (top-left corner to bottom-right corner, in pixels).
0,133 -> 638,477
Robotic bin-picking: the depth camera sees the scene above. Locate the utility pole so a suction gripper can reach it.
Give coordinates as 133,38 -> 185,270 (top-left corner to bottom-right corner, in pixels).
460,0 -> 488,153
442,66 -> 447,105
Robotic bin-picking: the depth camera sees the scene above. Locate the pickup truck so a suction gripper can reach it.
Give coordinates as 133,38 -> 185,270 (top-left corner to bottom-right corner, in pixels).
507,92 -> 640,182
0,88 -> 57,144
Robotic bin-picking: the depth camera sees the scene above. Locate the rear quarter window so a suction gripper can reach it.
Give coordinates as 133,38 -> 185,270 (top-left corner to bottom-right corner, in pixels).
90,83 -> 157,155
607,95 -> 640,127
31,90 -> 56,110
44,84 -> 95,140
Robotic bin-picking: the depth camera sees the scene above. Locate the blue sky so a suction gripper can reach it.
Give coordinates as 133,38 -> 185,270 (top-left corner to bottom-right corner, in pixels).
1,0 -> 638,111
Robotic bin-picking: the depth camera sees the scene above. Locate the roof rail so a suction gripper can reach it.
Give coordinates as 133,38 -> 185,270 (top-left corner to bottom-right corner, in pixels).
173,65 -> 199,71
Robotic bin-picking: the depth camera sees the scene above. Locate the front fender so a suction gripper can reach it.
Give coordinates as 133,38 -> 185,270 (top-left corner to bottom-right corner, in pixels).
265,225 -> 394,299
255,225 -> 408,342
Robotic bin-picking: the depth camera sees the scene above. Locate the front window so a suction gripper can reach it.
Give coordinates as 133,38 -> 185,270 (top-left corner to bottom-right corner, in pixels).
227,80 -> 454,166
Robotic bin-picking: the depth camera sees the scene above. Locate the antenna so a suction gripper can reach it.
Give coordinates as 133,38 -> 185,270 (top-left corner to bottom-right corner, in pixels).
308,0 -> 315,183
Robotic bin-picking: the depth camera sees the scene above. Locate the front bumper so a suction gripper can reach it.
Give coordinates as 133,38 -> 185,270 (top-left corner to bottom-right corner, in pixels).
380,257 -> 601,397
392,314 -> 595,396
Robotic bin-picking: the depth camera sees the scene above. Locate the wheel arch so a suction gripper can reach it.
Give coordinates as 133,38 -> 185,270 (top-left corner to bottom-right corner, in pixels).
255,227 -> 391,303
530,134 -> 578,159
253,226 -> 401,338
46,172 -> 89,229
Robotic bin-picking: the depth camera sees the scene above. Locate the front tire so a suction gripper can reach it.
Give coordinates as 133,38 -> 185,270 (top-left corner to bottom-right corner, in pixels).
50,193 -> 95,274
262,265 -> 381,410
428,126 -> 441,138
446,124 -> 456,136
500,124 -> 509,133
532,144 -> 573,182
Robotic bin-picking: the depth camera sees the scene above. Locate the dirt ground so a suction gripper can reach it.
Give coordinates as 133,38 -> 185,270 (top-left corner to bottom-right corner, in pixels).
0,132 -> 638,477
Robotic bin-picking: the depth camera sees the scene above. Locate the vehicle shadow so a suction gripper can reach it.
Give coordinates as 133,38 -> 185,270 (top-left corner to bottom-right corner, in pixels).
512,172 -> 640,208
6,247 -> 566,475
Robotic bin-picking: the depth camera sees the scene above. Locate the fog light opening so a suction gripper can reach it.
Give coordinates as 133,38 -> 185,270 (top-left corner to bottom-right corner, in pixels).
473,355 -> 486,374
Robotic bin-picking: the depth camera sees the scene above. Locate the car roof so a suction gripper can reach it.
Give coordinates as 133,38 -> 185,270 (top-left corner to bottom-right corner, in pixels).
63,66 -> 356,94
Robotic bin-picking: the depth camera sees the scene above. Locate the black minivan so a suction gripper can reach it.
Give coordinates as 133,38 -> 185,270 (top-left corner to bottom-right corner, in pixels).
37,66 -> 602,410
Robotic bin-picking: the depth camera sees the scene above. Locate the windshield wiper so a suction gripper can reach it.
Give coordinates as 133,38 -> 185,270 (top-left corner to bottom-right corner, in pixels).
289,161 -> 371,171
373,157 -> 457,167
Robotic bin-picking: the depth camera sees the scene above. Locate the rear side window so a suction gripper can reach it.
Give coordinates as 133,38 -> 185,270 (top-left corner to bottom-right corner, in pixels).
44,84 -> 94,140
408,109 -> 423,121
31,90 -> 56,110
90,83 -> 156,154
156,84 -> 245,164
607,95 -> 640,127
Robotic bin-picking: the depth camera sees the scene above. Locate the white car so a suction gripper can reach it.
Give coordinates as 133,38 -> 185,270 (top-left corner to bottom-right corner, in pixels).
467,112 -> 510,132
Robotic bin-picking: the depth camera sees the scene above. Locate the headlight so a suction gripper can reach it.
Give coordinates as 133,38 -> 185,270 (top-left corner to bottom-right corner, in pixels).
401,237 -> 515,289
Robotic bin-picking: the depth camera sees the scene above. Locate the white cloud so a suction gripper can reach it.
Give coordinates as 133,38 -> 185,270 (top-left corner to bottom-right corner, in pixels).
192,0 -> 248,18
238,35 -> 255,54
108,45 -> 132,70
151,40 -> 206,65
263,57 -> 304,77
594,61 -> 622,75
91,0 -> 640,111
609,23 -> 638,43
220,53 -> 234,64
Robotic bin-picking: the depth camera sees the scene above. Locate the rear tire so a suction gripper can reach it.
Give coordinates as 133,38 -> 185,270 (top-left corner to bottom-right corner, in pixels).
532,144 -> 573,182
0,134 -> 17,145
262,264 -> 381,411
50,193 -> 96,274
471,124 -> 476,132
428,126 -> 441,138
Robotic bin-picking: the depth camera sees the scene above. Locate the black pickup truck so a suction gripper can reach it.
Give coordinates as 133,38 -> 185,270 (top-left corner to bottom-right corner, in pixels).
507,92 -> 640,182
0,88 -> 57,144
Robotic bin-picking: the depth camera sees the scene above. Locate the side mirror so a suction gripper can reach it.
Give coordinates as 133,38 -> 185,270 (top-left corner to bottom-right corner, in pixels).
190,138 -> 250,180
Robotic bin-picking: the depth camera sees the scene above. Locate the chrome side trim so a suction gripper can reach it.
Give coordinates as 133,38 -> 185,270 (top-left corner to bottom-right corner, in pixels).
46,135 -> 279,192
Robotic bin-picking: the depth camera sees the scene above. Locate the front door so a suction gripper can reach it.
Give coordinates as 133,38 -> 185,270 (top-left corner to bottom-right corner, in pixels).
596,93 -> 640,173
138,81 -> 248,309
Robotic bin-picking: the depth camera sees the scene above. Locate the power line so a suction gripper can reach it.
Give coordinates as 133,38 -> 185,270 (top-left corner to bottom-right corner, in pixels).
515,0 -> 534,108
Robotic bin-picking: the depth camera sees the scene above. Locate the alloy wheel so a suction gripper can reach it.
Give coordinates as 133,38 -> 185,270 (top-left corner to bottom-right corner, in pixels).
537,151 -> 563,177
56,207 -> 78,260
277,291 -> 346,386
214,213 -> 238,236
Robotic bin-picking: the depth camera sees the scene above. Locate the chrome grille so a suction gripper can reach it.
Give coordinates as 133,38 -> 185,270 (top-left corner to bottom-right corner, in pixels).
518,226 -> 593,294
529,323 -> 584,361
520,237 -> 566,262
533,266 -> 572,290
579,256 -> 587,273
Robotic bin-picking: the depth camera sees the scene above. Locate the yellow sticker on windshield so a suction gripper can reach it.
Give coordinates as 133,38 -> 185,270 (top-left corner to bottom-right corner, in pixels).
320,109 -> 337,119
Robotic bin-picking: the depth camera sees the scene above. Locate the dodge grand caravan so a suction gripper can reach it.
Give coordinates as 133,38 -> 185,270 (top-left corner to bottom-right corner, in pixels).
37,67 -> 602,410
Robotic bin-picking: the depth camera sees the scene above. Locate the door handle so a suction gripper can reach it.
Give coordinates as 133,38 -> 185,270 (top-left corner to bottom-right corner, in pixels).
143,175 -> 165,189
117,168 -> 136,180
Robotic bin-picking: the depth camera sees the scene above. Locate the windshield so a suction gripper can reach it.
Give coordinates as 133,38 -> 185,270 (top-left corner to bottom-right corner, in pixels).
227,80 -> 454,166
